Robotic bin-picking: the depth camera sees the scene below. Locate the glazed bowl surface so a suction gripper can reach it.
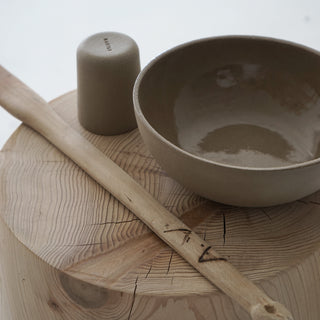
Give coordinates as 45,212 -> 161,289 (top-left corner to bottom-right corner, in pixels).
133,36 -> 320,206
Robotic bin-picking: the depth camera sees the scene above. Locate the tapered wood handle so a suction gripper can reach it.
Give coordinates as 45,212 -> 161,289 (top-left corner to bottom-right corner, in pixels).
0,65 -> 294,320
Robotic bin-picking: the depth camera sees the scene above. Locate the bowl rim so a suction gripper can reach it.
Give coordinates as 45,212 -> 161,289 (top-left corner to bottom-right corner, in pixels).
133,34 -> 320,172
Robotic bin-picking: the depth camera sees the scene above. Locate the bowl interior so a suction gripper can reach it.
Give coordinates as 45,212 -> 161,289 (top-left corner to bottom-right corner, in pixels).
137,37 -> 320,168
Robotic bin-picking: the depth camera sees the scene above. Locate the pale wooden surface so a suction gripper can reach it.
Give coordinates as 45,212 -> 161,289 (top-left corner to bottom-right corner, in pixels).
1,91 -> 320,319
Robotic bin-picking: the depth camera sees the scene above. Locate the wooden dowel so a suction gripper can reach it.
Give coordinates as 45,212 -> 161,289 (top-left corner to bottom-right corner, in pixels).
0,65 -> 294,320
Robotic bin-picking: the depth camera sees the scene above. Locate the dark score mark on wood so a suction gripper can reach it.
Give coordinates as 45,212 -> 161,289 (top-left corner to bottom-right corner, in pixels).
203,229 -> 207,241
163,228 -> 192,233
167,251 -> 174,274
163,228 -> 192,245
183,232 -> 191,245
198,246 -> 227,263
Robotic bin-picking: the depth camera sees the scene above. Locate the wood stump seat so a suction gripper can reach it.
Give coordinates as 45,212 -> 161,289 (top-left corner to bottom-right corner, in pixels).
0,91 -> 319,319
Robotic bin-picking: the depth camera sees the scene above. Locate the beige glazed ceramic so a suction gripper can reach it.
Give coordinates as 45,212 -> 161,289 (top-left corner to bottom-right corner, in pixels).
133,36 -> 320,207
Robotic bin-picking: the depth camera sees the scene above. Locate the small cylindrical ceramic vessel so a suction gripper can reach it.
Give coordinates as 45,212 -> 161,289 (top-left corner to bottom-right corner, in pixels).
77,32 -> 140,135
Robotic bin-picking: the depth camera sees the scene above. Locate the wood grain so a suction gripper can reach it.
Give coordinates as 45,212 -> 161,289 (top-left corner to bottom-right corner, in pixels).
1,91 -> 320,319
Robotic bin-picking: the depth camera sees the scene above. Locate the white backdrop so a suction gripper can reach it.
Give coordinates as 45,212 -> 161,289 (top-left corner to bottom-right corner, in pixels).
1,0 -> 320,148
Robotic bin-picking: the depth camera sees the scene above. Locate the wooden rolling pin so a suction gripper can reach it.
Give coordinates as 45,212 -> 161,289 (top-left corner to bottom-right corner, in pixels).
0,65 -> 293,320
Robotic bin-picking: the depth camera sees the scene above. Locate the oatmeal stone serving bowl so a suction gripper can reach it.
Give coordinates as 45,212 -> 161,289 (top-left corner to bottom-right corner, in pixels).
133,36 -> 320,207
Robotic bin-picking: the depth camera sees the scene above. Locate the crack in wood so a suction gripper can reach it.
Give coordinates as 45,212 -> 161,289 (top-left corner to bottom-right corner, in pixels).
198,246 -> 227,263
309,200 -> 320,206
128,276 -> 138,320
296,199 -> 320,207
64,242 -> 105,247
145,264 -> 152,279
90,218 -> 140,226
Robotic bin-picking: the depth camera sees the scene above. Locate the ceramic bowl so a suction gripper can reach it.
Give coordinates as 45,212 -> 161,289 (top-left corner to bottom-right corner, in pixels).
133,36 -> 320,207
